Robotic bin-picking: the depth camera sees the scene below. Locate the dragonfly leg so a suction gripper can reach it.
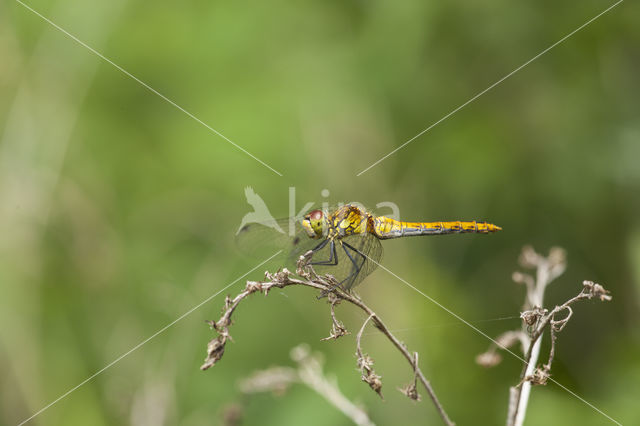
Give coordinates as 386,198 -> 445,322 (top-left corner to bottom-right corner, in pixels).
314,239 -> 366,296
322,243 -> 360,296
310,239 -> 338,266
316,240 -> 361,297
340,241 -> 367,289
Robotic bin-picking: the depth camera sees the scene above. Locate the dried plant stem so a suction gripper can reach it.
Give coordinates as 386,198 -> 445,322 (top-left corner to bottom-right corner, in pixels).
202,257 -> 455,426
503,247 -> 611,426
509,324 -> 542,425
504,247 -> 565,426
309,276 -> 454,425
510,260 -> 552,424
355,315 -> 383,399
477,247 -> 611,426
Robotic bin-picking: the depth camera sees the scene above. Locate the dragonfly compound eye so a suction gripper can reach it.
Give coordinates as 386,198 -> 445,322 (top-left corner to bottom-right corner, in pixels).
302,210 -> 325,238
308,210 -> 323,221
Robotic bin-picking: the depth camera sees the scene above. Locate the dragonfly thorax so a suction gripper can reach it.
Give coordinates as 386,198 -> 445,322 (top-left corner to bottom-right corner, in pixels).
302,205 -> 373,241
330,205 -> 372,238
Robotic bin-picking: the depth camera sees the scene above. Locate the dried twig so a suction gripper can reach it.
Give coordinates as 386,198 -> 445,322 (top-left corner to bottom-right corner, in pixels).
476,246 -> 612,426
322,292 -> 350,341
518,280 -> 611,388
202,253 -> 455,426
355,315 -> 383,399
398,352 -> 422,402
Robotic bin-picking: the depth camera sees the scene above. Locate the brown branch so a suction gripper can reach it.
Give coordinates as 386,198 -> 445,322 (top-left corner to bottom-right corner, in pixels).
201,253 -> 455,426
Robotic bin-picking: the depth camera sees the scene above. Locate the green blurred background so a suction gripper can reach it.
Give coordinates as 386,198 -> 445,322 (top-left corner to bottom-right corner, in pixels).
1,0 -> 639,424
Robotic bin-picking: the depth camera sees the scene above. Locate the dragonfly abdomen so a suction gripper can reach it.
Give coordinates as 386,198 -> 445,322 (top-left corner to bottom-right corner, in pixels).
372,217 -> 501,239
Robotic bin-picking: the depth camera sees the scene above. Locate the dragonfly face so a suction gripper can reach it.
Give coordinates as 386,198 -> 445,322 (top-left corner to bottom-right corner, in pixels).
302,209 -> 328,239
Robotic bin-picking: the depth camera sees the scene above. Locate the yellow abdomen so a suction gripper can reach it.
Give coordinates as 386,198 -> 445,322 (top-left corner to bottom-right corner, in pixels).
372,216 -> 501,239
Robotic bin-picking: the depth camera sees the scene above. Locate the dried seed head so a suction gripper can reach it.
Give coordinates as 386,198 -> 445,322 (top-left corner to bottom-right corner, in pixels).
322,322 -> 349,341
399,382 -> 421,401
246,281 -> 262,293
520,307 -> 546,327
512,271 -> 534,287
290,344 -> 311,362
476,351 -> 502,368
362,371 -> 383,397
519,245 -> 541,268
525,366 -> 550,386
548,247 -> 567,268
357,354 -> 374,371
583,280 -> 612,301
201,335 -> 227,370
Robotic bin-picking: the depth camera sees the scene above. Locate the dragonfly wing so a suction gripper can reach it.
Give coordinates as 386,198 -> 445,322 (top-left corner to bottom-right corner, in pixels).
308,233 -> 382,291
342,233 -> 383,290
235,217 -> 321,267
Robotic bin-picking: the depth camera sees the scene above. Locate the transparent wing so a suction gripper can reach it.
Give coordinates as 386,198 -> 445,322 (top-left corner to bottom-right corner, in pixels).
342,233 -> 383,290
235,204 -> 350,262
310,233 -> 383,291
235,217 -> 322,266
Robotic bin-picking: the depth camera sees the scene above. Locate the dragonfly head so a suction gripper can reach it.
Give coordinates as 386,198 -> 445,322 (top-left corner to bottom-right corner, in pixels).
302,209 -> 327,239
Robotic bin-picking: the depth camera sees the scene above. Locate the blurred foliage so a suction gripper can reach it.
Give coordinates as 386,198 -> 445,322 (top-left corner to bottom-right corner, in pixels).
1,0 -> 639,425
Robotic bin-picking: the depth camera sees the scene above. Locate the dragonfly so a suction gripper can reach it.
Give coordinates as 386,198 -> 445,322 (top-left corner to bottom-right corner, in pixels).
236,204 -> 501,292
